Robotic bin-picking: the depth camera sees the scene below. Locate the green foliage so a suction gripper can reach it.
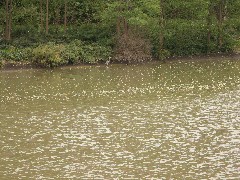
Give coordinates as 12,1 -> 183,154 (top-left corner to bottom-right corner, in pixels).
80,43 -> 112,64
64,40 -> 112,64
67,24 -> 115,47
31,43 -> 66,68
235,39 -> 240,54
0,0 -> 240,65
0,46 -> 31,61
0,40 -> 112,68
165,0 -> 208,20
158,49 -> 170,60
164,21 -> 208,56
63,40 -> 84,64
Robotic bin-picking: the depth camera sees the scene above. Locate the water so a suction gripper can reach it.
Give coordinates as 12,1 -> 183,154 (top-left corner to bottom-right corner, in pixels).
0,59 -> 240,179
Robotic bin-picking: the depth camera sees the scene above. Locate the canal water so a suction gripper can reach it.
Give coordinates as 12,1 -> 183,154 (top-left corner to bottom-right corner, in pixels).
0,59 -> 240,179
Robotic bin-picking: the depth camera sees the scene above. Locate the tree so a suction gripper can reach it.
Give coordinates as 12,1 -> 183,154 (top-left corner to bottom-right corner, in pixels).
0,0 -> 239,58
4,0 -> 9,40
64,0 -> 67,33
207,0 -> 214,53
216,0 -> 226,49
46,0 -> 49,34
40,0 -> 44,32
159,0 -> 164,52
4,0 -> 12,41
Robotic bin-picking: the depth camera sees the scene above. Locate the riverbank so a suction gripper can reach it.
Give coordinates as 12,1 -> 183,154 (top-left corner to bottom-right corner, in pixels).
165,52 -> 240,62
1,52 -> 240,71
0,40 -> 112,70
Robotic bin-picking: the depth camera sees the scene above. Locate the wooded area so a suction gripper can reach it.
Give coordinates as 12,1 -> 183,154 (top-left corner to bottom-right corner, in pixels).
0,0 -> 240,67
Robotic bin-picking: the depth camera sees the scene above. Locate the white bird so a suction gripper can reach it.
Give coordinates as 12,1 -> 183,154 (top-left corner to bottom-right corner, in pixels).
105,57 -> 111,65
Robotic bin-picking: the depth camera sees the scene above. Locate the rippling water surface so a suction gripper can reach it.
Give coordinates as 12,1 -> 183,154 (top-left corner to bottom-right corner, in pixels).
0,59 -> 240,179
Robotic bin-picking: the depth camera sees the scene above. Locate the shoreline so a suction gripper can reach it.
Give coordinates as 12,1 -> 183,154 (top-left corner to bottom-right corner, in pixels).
164,52 -> 240,62
1,52 -> 240,71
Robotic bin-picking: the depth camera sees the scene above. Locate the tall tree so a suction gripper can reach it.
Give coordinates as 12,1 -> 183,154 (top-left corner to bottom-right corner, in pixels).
54,2 -> 60,33
8,0 -> 12,40
4,0 -> 12,41
46,0 -> 49,34
64,0 -> 67,33
40,0 -> 44,32
207,0 -> 213,53
4,0 -> 9,40
217,0 -> 226,49
159,0 -> 164,52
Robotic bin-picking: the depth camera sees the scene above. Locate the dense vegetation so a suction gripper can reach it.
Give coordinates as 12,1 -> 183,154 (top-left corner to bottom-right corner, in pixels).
0,0 -> 240,67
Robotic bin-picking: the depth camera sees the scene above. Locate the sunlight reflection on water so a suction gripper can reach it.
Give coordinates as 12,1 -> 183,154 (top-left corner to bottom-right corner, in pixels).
0,59 -> 240,179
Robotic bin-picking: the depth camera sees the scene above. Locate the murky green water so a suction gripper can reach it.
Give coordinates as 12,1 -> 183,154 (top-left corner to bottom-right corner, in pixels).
1,59 -> 240,179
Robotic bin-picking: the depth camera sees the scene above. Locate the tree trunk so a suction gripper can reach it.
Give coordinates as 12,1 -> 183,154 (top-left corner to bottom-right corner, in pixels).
218,0 -> 224,49
64,0 -> 67,33
40,0 -> 44,32
159,0 -> 164,51
123,18 -> 128,37
116,17 -> 121,37
207,24 -> 211,53
55,5 -> 60,33
8,0 -> 12,40
5,0 -> 9,40
123,0 -> 129,37
46,0 -> 49,34
207,1 -> 212,53
116,5 -> 121,37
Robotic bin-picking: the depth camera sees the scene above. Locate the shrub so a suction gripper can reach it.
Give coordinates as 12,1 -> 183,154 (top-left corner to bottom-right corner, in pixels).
31,43 -> 66,68
63,40 -> 84,64
114,32 -> 152,63
0,46 -> 31,62
158,49 -> 171,60
0,40 -> 112,68
64,40 -> 112,64
67,24 -> 115,47
81,43 -> 112,64
164,21 -> 208,56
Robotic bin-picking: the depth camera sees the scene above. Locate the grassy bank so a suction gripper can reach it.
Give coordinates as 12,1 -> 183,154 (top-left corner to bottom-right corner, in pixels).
0,40 -> 112,69
1,37 -> 240,70
1,52 -> 240,71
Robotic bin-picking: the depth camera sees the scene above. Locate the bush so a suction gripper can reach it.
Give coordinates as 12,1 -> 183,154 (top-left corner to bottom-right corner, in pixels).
114,32 -> 152,63
64,40 -> 112,64
67,24 -> 115,47
81,43 -> 112,63
31,43 -> 66,68
63,40 -> 84,64
158,49 -> 171,60
0,46 -> 31,62
0,40 -> 112,68
164,21 -> 208,56
31,40 -> 112,67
